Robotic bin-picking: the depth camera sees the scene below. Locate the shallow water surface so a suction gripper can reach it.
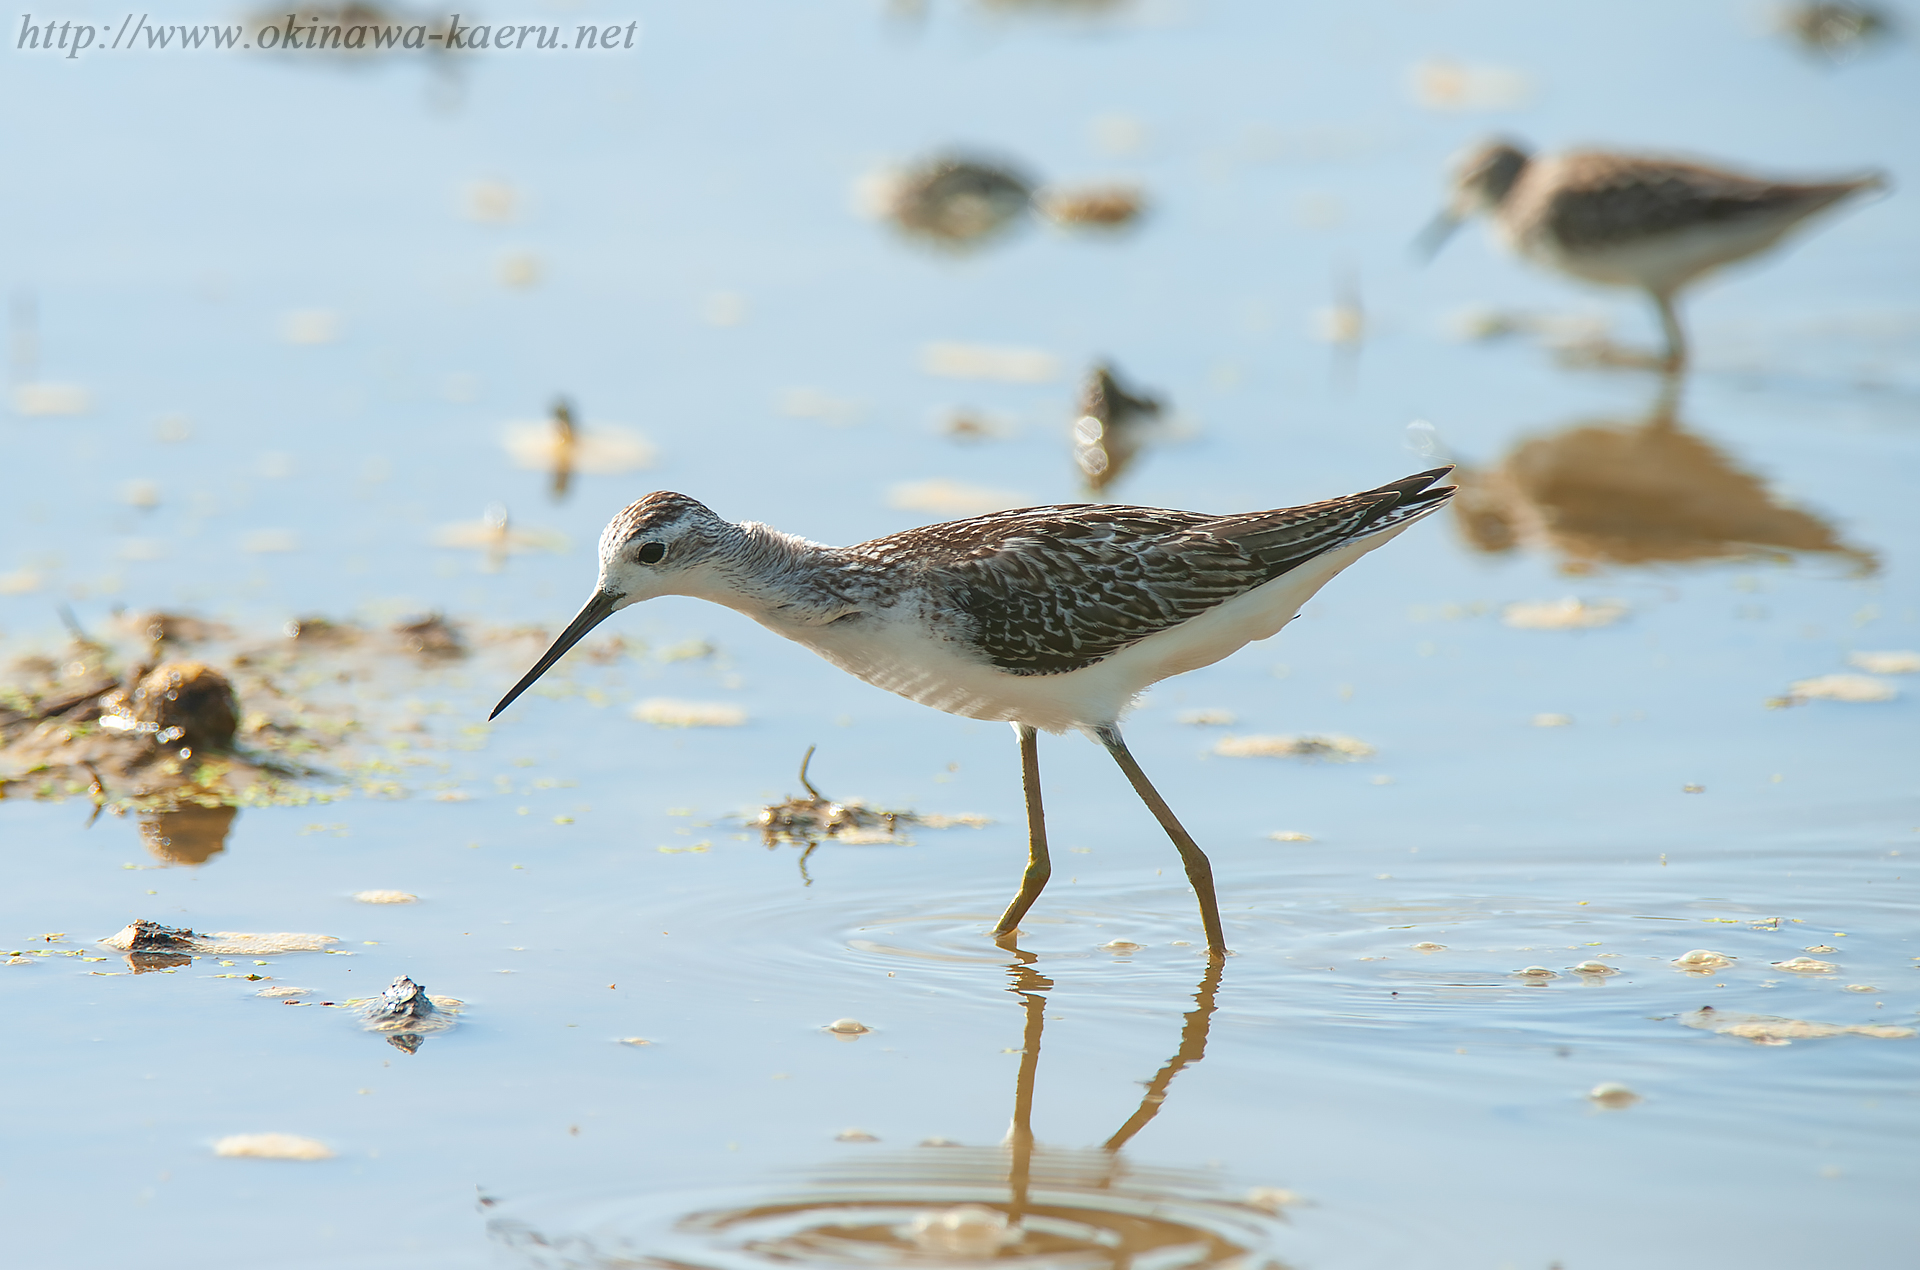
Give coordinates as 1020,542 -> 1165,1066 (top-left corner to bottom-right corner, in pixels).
2,3 -> 1917,1267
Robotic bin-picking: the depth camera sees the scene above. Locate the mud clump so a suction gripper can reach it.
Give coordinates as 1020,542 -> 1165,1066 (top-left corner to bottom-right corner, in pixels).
283,616 -> 362,646
2,658 -> 259,814
393,614 -> 465,659
119,611 -> 230,647
121,661 -> 240,751
111,918 -> 200,951
359,974 -> 462,1053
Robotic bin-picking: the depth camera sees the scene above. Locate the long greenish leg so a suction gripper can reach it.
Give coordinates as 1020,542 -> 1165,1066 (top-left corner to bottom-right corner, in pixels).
1095,725 -> 1228,959
991,724 -> 1051,940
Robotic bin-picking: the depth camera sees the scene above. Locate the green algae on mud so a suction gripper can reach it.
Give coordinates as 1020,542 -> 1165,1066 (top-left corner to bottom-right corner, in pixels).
0,609 -> 584,820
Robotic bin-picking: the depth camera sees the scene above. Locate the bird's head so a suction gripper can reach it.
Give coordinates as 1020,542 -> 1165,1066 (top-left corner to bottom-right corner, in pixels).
1416,136 -> 1532,259
490,492 -> 730,720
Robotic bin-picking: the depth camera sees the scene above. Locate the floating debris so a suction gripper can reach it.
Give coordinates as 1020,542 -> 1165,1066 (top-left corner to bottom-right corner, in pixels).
1849,650 -> 1920,675
617,1037 -> 653,1048
918,341 -> 1059,383
1843,984 -> 1878,993
357,974 -> 461,1053
213,1132 -> 333,1161
1410,942 -> 1447,952
1409,58 -> 1534,111
1777,673 -> 1898,705
835,1128 -> 881,1142
1587,1083 -> 1642,1109
938,408 -> 1013,443
886,479 -> 1032,517
1679,1005 -> 1912,1045
102,920 -> 339,957
11,382 -> 90,416
754,748 -> 984,880
1035,184 -> 1146,229
633,698 -> 746,728
1672,949 -> 1736,973
432,506 -> 567,570
1805,945 -> 1840,953
1267,831 -> 1313,843
1501,598 -> 1629,630
1243,1187 -> 1305,1215
824,1018 -> 872,1036
906,1205 -> 1017,1257
1101,940 -> 1144,953
279,309 -> 339,346
1515,965 -> 1558,979
759,748 -> 907,851
1570,961 -> 1618,976
1213,734 -> 1374,761
353,890 -> 419,904
1177,709 -> 1236,726
1071,362 -> 1164,495
778,388 -> 865,429
256,986 -> 310,998
1772,957 -> 1839,973
463,178 -> 518,223
1532,713 -> 1573,728
1779,3 -> 1895,60
868,155 -> 1034,248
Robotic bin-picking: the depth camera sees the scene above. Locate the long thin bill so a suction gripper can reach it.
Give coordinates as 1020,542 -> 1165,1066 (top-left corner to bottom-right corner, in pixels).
1412,210 -> 1462,262
489,589 -> 621,720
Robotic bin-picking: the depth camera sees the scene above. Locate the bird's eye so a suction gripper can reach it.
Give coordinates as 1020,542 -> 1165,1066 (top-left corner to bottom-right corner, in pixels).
635,541 -> 667,565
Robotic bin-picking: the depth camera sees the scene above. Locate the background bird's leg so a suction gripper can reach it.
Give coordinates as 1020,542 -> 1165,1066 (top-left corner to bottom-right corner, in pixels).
992,724 -> 1051,942
1652,288 -> 1688,374
1095,725 -> 1228,958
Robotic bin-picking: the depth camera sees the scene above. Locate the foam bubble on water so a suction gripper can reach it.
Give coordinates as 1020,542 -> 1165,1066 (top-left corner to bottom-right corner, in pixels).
1588,1083 -> 1642,1109
633,699 -> 747,728
1848,650 -> 1920,675
214,1133 -> 333,1160
1502,598 -> 1629,630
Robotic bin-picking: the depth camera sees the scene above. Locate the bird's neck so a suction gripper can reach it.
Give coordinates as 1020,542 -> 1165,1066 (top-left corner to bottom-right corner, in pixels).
686,520 -> 849,626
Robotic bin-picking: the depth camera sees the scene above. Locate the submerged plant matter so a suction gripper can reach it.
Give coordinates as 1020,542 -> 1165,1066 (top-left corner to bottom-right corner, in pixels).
756,746 -> 987,883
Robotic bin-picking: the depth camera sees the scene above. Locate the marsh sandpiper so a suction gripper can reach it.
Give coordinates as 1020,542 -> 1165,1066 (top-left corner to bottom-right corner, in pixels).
492,468 -> 1456,958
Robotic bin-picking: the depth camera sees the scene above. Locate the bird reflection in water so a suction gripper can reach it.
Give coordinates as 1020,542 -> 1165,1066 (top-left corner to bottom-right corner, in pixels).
1071,362 -> 1165,497
1449,381 -> 1875,575
490,954 -> 1297,1268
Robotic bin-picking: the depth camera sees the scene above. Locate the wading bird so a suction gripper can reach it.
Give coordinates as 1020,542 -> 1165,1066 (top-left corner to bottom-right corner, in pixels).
1422,138 -> 1884,370
491,469 -> 1456,959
